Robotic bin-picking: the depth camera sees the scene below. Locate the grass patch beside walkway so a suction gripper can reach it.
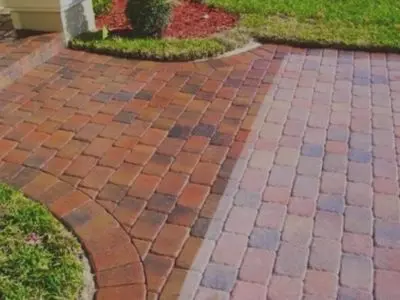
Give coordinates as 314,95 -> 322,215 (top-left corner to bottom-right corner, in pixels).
70,32 -> 232,61
0,184 -> 83,300
209,0 -> 400,50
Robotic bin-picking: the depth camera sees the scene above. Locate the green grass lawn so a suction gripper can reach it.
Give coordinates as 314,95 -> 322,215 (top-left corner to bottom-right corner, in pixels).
72,0 -> 400,60
208,0 -> 400,50
0,184 -> 83,300
70,31 -> 232,61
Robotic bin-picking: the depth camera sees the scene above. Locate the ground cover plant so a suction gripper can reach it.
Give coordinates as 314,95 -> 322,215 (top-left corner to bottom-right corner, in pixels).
0,184 -> 84,300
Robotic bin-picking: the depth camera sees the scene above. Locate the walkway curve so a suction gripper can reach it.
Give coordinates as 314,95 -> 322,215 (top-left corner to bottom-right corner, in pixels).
0,165 -> 146,298
0,44 -> 400,300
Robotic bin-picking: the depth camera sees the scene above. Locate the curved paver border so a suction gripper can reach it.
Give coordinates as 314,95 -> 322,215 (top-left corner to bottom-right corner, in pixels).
0,165 -> 146,299
0,45 -> 271,299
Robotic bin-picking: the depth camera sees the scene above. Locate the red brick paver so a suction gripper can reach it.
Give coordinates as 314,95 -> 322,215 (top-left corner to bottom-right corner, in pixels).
0,43 -> 400,299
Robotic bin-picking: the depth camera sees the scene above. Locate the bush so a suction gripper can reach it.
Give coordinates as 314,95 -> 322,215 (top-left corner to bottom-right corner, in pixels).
125,0 -> 172,38
93,0 -> 112,16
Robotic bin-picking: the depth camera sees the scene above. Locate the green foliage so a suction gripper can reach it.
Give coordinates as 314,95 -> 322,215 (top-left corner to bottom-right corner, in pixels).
207,0 -> 400,51
75,0 -> 400,61
242,14 -> 400,51
0,184 -> 83,300
125,0 -> 172,38
93,0 -> 112,16
102,25 -> 110,40
70,32 -> 233,60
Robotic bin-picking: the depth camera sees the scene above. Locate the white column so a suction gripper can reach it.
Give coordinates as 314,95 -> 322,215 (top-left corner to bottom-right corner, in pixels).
4,0 -> 95,40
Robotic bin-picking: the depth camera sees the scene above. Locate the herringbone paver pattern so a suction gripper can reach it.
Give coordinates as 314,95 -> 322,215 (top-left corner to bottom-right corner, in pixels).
0,43 -> 400,299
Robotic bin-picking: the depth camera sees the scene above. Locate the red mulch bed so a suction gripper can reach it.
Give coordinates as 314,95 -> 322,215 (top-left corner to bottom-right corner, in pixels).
95,0 -> 238,39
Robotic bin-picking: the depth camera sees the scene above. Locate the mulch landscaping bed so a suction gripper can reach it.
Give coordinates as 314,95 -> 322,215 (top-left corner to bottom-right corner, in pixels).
95,0 -> 238,38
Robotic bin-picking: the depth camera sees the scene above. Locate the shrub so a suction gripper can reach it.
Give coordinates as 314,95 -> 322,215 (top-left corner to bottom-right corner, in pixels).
125,0 -> 172,38
93,0 -> 112,16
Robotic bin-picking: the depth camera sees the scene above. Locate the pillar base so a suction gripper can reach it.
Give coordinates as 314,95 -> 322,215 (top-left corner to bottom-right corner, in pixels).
10,11 -> 63,32
5,0 -> 95,41
61,0 -> 96,41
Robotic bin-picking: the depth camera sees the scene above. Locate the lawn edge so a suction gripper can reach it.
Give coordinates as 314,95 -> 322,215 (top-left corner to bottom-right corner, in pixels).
68,40 -> 229,62
70,25 -> 400,62
255,35 -> 400,54
68,27 -> 251,62
0,183 -> 89,300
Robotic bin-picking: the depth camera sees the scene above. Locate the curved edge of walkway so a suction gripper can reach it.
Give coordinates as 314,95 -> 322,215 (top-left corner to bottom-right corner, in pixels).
0,162 -> 146,299
0,41 -> 276,300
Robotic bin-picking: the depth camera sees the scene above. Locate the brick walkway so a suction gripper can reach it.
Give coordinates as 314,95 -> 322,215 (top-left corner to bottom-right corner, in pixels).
0,43 -> 400,300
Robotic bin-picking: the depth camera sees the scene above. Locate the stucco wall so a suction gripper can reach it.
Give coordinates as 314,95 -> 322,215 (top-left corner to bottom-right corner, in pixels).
7,0 -> 95,41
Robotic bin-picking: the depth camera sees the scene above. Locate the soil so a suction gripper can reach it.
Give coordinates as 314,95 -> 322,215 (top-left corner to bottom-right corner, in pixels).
95,0 -> 238,39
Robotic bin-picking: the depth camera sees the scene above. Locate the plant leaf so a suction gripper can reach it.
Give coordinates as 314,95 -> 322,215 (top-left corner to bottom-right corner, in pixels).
102,26 -> 109,40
